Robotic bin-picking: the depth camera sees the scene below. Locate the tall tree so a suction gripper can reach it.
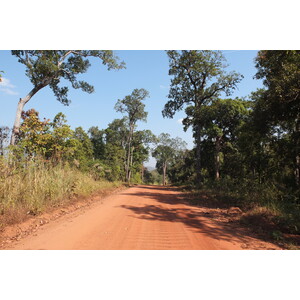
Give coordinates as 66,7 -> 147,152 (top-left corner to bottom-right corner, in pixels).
255,50 -> 300,186
10,50 -> 125,145
131,129 -> 156,183
162,50 -> 242,186
115,88 -> 149,183
104,118 -> 130,181
73,126 -> 94,164
153,133 -> 187,185
88,126 -> 106,160
187,98 -> 249,180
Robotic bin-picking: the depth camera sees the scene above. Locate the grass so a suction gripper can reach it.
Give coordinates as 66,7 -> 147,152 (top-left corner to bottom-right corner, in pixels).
0,159 -> 123,229
180,180 -> 300,249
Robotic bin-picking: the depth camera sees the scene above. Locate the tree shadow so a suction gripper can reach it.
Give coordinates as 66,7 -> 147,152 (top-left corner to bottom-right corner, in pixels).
118,186 -> 275,249
122,185 -> 231,209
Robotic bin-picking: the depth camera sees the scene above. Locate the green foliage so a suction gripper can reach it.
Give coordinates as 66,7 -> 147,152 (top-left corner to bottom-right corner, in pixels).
254,51 -> 300,188
143,169 -> 163,185
3,50 -> 299,240
114,88 -> 150,183
162,50 -> 243,185
72,126 -> 94,169
131,172 -> 142,184
105,118 -> 129,147
17,110 -> 94,166
168,149 -> 196,185
12,50 -> 125,105
166,51 -> 300,237
88,126 -> 105,159
153,133 -> 187,185
196,98 -> 249,179
18,109 -> 52,157
255,50 -> 300,124
162,50 -> 243,118
115,88 -> 149,124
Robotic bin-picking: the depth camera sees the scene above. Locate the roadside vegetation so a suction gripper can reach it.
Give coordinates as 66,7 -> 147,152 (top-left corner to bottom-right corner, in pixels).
0,158 -> 122,228
0,101 -> 156,227
159,50 -> 300,247
1,50 -> 299,247
0,51 -> 154,228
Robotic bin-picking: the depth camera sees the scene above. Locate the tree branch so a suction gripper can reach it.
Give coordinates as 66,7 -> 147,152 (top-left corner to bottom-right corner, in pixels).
57,51 -> 73,68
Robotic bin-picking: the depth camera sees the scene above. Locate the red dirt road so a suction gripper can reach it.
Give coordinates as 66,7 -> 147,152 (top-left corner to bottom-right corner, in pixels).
6,185 -> 280,250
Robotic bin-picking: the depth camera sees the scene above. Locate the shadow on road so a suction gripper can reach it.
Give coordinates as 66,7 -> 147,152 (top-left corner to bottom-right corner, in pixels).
119,185 -> 271,248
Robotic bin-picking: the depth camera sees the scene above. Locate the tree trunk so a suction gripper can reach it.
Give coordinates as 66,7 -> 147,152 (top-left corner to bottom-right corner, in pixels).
141,164 -> 144,183
194,124 -> 202,187
296,155 -> 300,186
10,84 -> 45,145
126,125 -> 134,183
163,162 -> 167,185
215,136 -> 221,180
128,146 -> 134,183
295,117 -> 300,186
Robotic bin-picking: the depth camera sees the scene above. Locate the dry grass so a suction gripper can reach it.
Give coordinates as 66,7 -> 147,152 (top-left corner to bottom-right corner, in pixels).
182,188 -> 300,249
0,160 -> 123,229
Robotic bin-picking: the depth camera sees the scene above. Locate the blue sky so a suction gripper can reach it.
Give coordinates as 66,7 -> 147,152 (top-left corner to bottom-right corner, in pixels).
0,50 -> 263,167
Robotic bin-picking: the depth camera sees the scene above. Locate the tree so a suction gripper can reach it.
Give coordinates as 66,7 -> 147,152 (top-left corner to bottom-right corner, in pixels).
17,110 -> 81,163
255,50 -> 300,186
115,88 -> 149,183
152,133 -> 187,185
255,51 -> 300,125
162,50 -> 242,186
88,126 -> 105,160
0,71 -> 3,82
187,98 -> 249,180
10,50 -> 125,145
105,117 -> 129,149
131,129 -> 156,183
73,127 -> 94,166
48,112 -> 76,162
168,149 -> 196,185
0,126 -> 10,156
18,109 -> 51,158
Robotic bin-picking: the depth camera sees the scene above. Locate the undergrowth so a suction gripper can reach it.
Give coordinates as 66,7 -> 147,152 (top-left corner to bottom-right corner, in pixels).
0,158 -> 123,228
181,178 -> 300,248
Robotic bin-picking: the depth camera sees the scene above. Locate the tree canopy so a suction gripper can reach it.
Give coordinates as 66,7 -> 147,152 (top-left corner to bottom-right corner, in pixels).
162,50 -> 243,185
10,50 -> 125,145
153,133 -> 187,185
115,88 -> 150,183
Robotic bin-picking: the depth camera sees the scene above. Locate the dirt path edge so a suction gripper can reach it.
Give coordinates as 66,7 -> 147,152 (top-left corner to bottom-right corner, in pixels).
0,184 -> 127,249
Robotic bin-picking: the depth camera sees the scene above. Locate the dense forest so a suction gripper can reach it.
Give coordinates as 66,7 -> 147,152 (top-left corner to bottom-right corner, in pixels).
0,50 -> 299,240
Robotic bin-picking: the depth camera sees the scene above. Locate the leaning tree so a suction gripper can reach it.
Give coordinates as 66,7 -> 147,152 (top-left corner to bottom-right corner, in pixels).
10,50 -> 125,145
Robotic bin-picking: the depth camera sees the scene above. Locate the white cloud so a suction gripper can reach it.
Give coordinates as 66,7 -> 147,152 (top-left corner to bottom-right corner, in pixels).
177,118 -> 183,124
0,77 -> 19,95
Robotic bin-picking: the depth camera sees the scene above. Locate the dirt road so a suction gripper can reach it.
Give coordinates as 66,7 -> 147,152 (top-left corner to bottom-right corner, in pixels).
6,185 -> 280,250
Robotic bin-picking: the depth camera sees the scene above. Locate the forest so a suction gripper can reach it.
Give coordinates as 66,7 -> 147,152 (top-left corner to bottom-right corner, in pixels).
0,50 -> 299,243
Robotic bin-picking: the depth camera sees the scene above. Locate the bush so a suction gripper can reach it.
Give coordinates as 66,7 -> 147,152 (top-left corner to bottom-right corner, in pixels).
0,157 -> 122,223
